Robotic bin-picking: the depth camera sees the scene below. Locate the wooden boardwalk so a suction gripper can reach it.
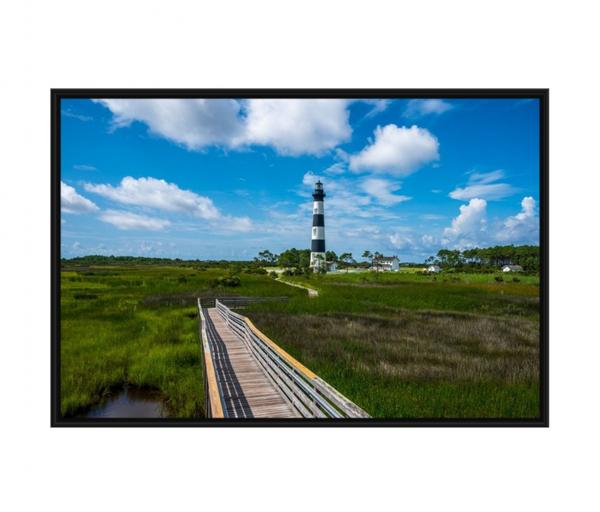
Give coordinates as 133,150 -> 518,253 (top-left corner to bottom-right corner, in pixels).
202,308 -> 300,418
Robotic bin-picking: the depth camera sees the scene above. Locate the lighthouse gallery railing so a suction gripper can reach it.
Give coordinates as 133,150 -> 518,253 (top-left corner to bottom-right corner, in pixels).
210,299 -> 370,419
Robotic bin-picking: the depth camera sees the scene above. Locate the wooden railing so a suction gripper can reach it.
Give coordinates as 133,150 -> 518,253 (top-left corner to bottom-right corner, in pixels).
199,296 -> 288,308
198,301 -> 224,418
214,299 -> 370,419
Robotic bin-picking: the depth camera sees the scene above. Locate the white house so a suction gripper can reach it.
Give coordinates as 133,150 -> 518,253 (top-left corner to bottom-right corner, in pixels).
502,264 -> 523,273
373,256 -> 400,271
427,265 -> 441,273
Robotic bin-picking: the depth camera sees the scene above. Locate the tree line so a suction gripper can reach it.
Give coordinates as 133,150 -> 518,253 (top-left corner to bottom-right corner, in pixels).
62,244 -> 540,273
425,245 -> 540,272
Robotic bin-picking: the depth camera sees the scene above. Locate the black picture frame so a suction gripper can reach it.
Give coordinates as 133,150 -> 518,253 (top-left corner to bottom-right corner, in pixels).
51,89 -> 549,427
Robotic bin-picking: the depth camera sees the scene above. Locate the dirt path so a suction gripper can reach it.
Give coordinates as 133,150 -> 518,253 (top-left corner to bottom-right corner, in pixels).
277,277 -> 319,297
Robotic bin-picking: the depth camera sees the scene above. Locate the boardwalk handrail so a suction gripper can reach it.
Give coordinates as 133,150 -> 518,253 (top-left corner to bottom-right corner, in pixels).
198,300 -> 225,418
215,299 -> 370,419
199,296 -> 289,308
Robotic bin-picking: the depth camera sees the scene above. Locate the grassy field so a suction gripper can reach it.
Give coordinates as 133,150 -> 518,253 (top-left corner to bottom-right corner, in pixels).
60,266 -> 304,417
246,270 -> 540,418
61,265 -> 540,419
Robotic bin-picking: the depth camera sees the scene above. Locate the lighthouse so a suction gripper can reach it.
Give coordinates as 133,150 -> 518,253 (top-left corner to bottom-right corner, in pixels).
310,180 -> 327,270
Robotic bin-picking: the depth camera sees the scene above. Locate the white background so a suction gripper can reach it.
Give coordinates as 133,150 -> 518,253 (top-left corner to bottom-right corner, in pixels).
1,1 -> 598,510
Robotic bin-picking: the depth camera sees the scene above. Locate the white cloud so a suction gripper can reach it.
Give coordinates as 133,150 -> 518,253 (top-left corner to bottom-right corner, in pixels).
362,99 -> 391,118
360,178 -> 411,205
85,176 -> 253,232
61,181 -> 99,214
99,210 -> 171,231
96,98 -> 351,156
301,172 -> 371,218
84,176 -> 220,220
302,171 -> 325,189
221,215 -> 253,232
443,198 -> 487,245
497,196 -> 538,243
421,234 -> 436,246
404,99 -> 453,118
243,99 -> 351,155
324,162 -> 346,175
389,233 -> 414,250
95,99 -> 245,150
62,109 -> 92,122
349,124 -> 439,176
73,164 -> 96,171
468,170 -> 505,184
449,170 -> 518,201
450,183 -> 517,201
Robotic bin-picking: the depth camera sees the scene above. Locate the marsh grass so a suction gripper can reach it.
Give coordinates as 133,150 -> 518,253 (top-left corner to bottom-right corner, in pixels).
247,310 -> 539,418
61,265 -> 540,419
60,266 -> 304,417
246,271 -> 540,418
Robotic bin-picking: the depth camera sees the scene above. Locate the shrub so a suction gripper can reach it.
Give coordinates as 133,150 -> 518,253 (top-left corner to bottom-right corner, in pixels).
222,276 -> 241,287
512,277 -> 521,283
209,276 -> 241,288
282,269 -> 293,277
494,275 -> 504,282
269,271 -> 278,279
244,267 -> 267,275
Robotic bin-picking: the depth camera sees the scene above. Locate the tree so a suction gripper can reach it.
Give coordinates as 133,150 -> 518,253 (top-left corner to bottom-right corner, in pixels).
278,248 -> 301,268
373,251 -> 384,272
362,250 -> 372,268
255,249 -> 277,266
338,252 -> 355,272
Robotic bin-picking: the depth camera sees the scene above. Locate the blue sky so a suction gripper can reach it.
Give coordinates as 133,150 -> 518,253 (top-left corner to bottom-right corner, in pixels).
60,97 -> 540,262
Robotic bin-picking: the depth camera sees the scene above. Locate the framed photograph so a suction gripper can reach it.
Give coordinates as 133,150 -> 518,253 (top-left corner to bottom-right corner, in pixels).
51,89 -> 548,426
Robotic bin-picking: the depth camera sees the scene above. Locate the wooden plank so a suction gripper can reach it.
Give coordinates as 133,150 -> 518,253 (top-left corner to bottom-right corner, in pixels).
204,308 -> 299,419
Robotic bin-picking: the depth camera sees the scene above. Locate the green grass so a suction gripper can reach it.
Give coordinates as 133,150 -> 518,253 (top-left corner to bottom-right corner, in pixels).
61,265 -> 540,419
60,266 -> 304,417
246,271 -> 540,419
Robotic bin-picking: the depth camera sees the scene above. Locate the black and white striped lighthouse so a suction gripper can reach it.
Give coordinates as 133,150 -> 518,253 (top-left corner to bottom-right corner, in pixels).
310,180 -> 326,270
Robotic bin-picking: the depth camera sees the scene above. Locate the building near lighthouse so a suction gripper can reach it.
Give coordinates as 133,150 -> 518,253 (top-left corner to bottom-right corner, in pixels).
310,180 -> 327,270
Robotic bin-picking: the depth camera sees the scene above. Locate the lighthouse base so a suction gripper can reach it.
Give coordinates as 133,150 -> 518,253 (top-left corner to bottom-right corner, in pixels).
310,251 -> 327,271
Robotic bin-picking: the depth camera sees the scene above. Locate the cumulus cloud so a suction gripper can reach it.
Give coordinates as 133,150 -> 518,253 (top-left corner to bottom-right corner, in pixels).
443,198 -> 487,245
61,181 -> 99,214
449,170 -> 518,201
360,178 -> 411,205
243,99 -> 351,155
99,210 -> 171,231
95,99 -> 245,151
85,176 -> 253,232
349,124 -> 439,176
497,196 -> 538,243
84,176 -> 220,220
95,98 -> 351,156
404,99 -> 453,118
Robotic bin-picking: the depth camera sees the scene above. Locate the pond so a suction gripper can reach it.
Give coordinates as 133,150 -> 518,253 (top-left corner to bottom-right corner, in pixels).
84,385 -> 167,418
